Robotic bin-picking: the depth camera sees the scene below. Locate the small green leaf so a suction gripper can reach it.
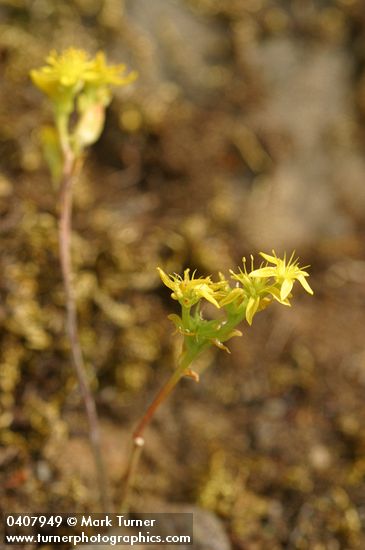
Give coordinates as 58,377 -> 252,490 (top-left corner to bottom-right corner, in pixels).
40,125 -> 63,184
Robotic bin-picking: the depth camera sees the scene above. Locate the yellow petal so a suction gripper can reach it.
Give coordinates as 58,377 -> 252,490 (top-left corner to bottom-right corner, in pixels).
30,70 -> 57,96
249,266 -> 277,278
246,296 -> 260,325
270,288 -> 291,306
198,284 -> 220,308
297,274 -> 314,295
280,279 -> 293,301
219,287 -> 244,306
156,267 -> 175,291
259,251 -> 278,264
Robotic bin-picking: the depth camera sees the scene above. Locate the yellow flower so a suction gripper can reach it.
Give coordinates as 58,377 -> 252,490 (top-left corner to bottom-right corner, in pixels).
31,48 -> 138,152
84,52 -> 138,87
30,48 -> 92,97
250,250 -> 313,302
223,256 -> 280,325
157,267 -> 224,308
30,48 -> 137,100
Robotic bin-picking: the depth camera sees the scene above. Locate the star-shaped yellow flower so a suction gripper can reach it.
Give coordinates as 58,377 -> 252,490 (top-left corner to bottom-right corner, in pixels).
222,256 -> 282,325
157,267 -> 224,308
249,251 -> 313,302
30,48 -> 93,97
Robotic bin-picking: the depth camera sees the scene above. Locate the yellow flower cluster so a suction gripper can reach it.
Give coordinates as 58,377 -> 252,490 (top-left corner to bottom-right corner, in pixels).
30,48 -> 137,102
158,251 -> 313,359
30,48 -> 138,161
156,267 -> 225,308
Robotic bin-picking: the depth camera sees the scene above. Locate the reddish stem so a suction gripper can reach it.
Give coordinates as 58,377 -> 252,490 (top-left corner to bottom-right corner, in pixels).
121,351 -> 194,511
59,152 -> 110,512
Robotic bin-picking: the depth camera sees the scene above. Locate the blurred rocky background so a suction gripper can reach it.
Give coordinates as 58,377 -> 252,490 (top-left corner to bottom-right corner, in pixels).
1,0 -> 365,548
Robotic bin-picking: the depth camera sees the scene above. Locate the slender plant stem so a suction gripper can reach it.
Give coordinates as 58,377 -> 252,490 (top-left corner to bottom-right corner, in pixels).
120,351 -> 194,511
120,436 -> 144,513
133,366 -> 184,441
59,151 -> 110,512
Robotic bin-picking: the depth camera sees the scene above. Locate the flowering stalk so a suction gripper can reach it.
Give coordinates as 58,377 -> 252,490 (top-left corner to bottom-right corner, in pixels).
58,143 -> 110,512
121,253 -> 313,509
30,48 -> 137,512
120,349 -> 195,511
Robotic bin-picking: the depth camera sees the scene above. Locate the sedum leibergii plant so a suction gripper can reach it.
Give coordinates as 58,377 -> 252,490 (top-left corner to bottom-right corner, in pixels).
121,251 -> 313,509
30,48 -> 137,511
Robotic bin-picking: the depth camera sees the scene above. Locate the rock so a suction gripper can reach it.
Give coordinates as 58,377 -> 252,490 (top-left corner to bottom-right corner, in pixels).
242,37 -> 360,250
